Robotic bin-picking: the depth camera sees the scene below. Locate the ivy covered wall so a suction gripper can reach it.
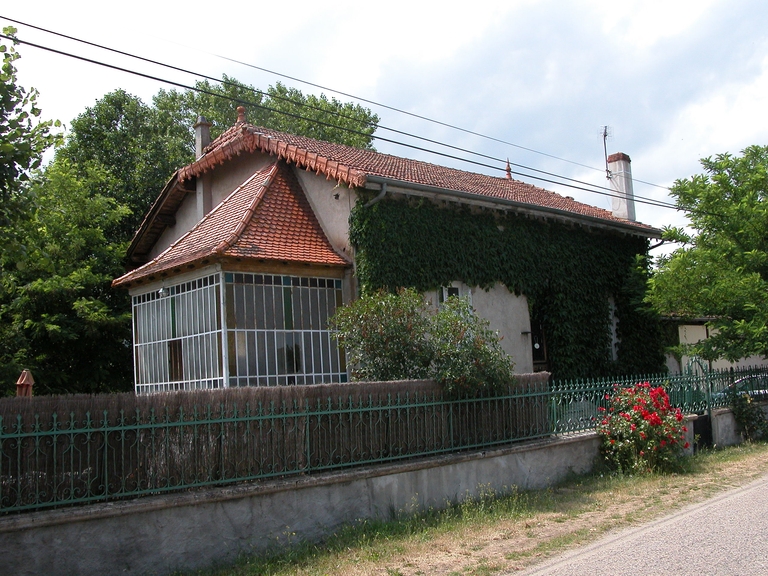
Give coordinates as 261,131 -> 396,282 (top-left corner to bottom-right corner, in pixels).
349,197 -> 665,380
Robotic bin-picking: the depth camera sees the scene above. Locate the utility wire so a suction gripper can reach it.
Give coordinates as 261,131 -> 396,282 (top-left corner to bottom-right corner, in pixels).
0,31 -> 678,212
2,16 -> 673,195
189,45 -> 674,192
0,15 -> 675,207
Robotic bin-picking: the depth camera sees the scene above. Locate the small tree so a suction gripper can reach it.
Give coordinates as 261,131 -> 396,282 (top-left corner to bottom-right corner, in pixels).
331,288 -> 432,381
648,146 -> 768,361
431,296 -> 515,396
331,289 -> 515,395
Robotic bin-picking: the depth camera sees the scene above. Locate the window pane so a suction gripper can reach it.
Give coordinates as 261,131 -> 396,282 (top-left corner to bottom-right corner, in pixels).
255,286 -> 265,329
247,331 -> 257,376
225,283 -> 235,329
244,284 -> 255,330
264,287 -> 275,330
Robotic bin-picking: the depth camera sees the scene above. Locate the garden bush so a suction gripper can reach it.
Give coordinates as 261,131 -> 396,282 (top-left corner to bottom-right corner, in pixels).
430,296 -> 515,396
330,288 -> 432,381
728,390 -> 768,441
598,382 -> 689,474
330,288 -> 514,395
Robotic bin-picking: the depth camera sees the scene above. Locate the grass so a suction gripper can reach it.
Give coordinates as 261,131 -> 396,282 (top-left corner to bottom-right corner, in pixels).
187,442 -> 768,576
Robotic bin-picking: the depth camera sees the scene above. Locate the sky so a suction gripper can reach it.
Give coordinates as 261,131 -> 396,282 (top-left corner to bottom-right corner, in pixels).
4,0 -> 768,258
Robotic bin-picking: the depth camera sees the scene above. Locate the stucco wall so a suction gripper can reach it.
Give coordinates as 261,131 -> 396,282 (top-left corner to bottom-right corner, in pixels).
471,285 -> 533,374
210,153 -> 275,209
149,191 -> 198,259
677,324 -> 768,372
295,167 -> 356,260
0,434 -> 599,576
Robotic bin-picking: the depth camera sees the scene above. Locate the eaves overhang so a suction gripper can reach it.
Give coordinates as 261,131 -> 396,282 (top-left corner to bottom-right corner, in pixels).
364,175 -> 662,239
125,172 -> 196,266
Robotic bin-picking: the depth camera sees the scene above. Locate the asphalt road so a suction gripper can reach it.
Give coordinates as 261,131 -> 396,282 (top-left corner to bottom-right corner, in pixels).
517,474 -> 768,576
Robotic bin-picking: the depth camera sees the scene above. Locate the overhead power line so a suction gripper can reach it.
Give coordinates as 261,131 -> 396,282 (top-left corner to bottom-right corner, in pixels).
6,15 -> 672,193
0,15 -> 674,208
0,15 -> 640,202
1,16 -> 672,194
0,25 -> 678,212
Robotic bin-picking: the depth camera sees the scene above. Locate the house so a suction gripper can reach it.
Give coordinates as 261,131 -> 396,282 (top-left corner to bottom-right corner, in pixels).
663,318 -> 768,374
113,108 -> 664,393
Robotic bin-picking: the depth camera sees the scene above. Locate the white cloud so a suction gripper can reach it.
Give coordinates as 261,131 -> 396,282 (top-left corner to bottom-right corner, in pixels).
592,0 -> 720,48
5,0 -> 768,238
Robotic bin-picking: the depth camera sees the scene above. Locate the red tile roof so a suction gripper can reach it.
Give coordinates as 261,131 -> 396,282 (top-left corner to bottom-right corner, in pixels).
113,161 -> 349,287
177,119 -> 656,234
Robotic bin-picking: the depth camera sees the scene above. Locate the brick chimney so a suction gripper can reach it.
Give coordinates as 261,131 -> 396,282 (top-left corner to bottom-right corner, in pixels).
607,152 -> 636,221
193,116 -> 212,160
193,115 -> 213,219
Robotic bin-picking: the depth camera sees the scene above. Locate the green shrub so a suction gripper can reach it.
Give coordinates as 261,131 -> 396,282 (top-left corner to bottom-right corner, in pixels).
597,382 -> 688,474
431,296 -> 515,396
330,288 -> 432,381
330,289 -> 514,395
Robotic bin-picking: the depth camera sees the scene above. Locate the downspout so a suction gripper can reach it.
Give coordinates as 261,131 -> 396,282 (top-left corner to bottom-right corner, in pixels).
364,182 -> 388,207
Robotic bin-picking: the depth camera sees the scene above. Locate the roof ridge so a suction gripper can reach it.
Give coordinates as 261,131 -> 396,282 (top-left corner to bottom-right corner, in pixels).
174,122 -> 657,237
213,162 -> 278,254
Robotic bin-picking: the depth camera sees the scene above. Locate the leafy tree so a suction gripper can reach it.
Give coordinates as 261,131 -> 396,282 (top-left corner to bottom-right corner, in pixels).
261,82 -> 378,150
0,160 -> 132,394
154,78 -> 379,152
153,74 -> 267,154
648,146 -> 768,361
58,89 -> 190,240
0,27 -> 60,261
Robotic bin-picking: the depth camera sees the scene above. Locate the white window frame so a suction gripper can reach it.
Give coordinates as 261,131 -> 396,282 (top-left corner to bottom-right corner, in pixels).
439,282 -> 472,305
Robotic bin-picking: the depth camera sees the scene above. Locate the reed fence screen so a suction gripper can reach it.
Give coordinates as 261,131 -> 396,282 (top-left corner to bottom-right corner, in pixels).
1,366 -> 766,514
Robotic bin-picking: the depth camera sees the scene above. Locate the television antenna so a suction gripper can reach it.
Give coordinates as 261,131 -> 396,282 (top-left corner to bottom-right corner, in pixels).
600,125 -> 613,179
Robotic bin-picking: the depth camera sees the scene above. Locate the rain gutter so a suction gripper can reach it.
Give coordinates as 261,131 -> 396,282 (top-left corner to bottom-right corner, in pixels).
364,175 -> 661,239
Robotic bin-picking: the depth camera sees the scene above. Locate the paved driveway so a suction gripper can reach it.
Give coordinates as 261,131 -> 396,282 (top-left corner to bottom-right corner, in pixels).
518,474 -> 768,575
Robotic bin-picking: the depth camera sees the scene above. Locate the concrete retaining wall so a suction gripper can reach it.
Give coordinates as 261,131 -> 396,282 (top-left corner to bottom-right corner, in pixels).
0,433 -> 600,576
710,402 -> 768,447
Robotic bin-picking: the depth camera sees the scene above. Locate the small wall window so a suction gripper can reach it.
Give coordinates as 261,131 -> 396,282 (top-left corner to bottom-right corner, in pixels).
439,282 -> 472,305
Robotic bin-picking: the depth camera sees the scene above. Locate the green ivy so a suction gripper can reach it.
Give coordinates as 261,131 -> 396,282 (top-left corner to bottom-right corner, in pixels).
349,197 -> 666,380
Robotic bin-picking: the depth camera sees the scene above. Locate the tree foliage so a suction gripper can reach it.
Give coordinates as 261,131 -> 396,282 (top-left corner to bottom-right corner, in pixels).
648,146 -> 768,361
58,89 -> 190,240
153,77 -> 379,153
0,27 -> 60,260
0,161 -> 132,394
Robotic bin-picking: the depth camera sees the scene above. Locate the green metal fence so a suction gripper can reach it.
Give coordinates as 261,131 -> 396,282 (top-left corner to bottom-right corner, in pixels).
1,365 -> 766,514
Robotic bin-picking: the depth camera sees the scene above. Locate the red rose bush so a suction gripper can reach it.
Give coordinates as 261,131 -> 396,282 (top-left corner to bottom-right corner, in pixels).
597,382 -> 689,474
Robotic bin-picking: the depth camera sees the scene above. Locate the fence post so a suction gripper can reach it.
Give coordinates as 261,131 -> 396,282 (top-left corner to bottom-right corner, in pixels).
305,399 -> 311,473
15,370 -> 33,397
